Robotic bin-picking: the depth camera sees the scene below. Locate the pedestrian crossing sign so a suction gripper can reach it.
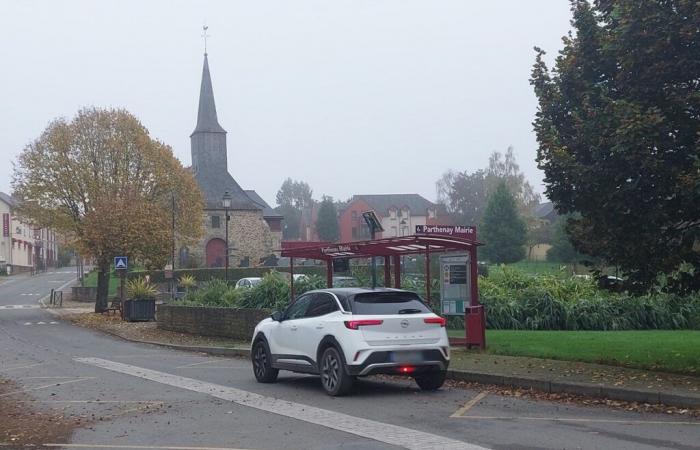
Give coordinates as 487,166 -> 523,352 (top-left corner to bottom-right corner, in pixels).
114,256 -> 128,270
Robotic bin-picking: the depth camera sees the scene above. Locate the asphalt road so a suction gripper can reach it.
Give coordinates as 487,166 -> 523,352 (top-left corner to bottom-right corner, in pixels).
1,270 -> 699,450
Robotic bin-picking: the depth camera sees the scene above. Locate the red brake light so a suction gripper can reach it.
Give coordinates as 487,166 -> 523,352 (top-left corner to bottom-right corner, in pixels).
344,319 -> 383,330
424,317 -> 446,327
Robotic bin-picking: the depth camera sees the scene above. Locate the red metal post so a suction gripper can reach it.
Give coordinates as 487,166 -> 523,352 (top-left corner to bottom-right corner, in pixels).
469,246 -> 479,306
326,259 -> 333,288
425,246 -> 431,303
290,257 -> 295,302
393,255 -> 401,288
384,256 -> 391,287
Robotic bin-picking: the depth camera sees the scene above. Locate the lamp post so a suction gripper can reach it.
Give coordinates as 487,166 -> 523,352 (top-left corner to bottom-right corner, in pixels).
222,191 -> 231,283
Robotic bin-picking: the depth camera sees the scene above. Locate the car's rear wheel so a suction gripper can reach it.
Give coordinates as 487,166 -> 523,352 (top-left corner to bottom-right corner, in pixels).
320,347 -> 353,396
252,340 -> 278,383
414,370 -> 446,391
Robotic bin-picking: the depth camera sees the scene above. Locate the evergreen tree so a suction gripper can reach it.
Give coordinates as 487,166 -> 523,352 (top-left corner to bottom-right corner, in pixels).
316,196 -> 339,242
531,1 -> 700,291
480,182 -> 527,264
547,216 -> 582,264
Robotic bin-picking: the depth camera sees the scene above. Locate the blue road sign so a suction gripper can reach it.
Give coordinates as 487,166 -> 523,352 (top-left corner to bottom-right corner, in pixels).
114,256 -> 128,270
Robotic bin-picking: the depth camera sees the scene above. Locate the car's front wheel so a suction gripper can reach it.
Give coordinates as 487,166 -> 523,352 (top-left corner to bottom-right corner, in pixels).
252,340 -> 278,383
414,371 -> 446,391
320,347 -> 353,396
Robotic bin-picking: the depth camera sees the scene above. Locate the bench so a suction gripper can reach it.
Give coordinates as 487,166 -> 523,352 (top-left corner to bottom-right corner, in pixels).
105,298 -> 122,316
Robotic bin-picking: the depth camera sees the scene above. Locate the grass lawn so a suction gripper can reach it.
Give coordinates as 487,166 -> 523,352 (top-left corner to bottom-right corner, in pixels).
83,270 -> 122,297
448,329 -> 700,375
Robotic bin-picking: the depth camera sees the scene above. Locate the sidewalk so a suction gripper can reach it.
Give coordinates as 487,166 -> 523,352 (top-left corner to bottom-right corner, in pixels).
56,310 -> 700,410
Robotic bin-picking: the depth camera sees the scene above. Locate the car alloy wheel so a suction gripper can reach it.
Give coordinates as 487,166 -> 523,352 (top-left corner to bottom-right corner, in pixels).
253,343 -> 267,379
321,350 -> 340,391
252,341 -> 278,383
320,347 -> 353,396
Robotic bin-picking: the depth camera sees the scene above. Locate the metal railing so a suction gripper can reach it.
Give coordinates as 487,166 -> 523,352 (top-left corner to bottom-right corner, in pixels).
48,288 -> 63,307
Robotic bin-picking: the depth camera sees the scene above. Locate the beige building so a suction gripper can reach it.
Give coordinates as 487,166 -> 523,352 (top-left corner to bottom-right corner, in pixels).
0,192 -> 59,274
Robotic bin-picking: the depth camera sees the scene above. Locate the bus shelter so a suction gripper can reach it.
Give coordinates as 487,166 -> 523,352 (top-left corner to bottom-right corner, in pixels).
281,230 -> 486,348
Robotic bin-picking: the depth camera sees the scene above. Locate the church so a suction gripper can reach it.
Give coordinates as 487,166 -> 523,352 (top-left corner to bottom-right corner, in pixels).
180,52 -> 282,268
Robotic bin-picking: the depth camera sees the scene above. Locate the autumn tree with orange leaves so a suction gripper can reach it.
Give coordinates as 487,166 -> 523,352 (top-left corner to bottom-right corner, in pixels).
13,108 -> 204,312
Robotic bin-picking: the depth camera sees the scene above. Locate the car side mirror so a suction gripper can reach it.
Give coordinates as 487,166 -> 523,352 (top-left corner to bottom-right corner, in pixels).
271,311 -> 283,322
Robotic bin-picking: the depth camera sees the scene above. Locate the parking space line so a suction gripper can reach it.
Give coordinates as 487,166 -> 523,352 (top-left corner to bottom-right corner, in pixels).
450,391 -> 489,418
0,377 -> 94,397
456,415 -> 700,426
1,362 -> 43,372
77,357 -> 486,450
175,360 -> 223,368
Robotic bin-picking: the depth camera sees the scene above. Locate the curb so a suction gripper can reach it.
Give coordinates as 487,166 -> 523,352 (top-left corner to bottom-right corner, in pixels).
446,370 -> 700,409
66,318 -> 700,410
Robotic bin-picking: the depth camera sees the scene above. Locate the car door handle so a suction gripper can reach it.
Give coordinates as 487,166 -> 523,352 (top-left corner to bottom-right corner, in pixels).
290,325 -> 298,331
315,325 -> 324,329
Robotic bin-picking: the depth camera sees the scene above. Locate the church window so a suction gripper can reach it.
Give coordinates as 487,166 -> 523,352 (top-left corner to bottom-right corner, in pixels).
211,215 -> 220,228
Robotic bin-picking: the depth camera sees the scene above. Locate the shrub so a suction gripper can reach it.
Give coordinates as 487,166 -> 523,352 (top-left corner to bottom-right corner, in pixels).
126,278 -> 159,300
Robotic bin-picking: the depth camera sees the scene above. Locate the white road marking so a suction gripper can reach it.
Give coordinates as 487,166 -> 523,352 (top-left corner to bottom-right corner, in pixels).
37,321 -> 46,325
0,377 -> 94,397
1,362 -> 43,372
0,304 -> 40,309
76,357 -> 486,450
451,391 -> 489,418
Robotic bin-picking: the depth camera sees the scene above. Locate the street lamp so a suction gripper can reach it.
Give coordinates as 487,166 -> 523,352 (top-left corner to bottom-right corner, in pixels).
222,191 -> 232,283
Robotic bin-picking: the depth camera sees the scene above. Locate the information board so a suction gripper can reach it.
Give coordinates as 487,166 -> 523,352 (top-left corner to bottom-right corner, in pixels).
438,253 -> 471,315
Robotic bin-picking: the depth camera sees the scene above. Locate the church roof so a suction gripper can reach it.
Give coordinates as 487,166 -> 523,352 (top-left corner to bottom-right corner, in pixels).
197,171 -> 260,210
191,53 -> 226,136
245,190 -> 283,218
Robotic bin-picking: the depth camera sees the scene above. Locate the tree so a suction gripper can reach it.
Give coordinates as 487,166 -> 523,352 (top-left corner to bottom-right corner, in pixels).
525,216 -> 553,260
485,146 -> 540,211
531,1 -> 700,291
436,147 -> 540,226
436,169 -> 488,225
276,178 -> 313,209
547,216 -> 583,264
480,182 -> 527,264
275,178 -> 314,240
13,108 -> 204,312
315,196 -> 339,242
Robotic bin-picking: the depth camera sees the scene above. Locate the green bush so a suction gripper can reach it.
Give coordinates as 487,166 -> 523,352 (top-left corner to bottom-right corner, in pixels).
175,264 -> 700,331
129,266 -> 325,283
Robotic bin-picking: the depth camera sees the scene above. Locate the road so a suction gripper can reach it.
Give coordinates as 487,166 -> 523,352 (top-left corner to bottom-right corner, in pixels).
1,270 -> 699,450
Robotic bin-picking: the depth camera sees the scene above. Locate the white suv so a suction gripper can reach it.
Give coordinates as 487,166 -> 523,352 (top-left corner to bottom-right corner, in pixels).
251,288 -> 450,396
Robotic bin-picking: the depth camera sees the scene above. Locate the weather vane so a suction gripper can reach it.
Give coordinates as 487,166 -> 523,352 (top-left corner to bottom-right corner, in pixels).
202,25 -> 210,54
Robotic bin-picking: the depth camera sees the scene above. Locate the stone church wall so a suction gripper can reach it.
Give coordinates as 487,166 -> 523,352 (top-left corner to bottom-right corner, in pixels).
186,209 -> 275,268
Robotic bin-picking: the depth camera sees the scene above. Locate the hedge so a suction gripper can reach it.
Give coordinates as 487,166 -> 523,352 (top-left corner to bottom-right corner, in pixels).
128,266 -> 326,283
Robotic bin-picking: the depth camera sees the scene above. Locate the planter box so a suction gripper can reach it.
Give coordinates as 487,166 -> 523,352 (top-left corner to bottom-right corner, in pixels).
157,304 -> 269,340
124,299 -> 156,322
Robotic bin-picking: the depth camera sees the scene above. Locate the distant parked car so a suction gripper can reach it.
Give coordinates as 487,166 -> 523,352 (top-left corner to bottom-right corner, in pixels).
332,276 -> 360,287
235,277 -> 262,289
598,275 -> 624,291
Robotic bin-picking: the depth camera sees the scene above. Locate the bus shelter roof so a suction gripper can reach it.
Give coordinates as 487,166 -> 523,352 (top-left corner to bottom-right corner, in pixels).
280,234 -> 482,261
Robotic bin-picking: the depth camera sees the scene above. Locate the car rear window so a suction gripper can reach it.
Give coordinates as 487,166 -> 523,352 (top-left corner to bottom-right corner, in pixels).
351,292 -> 431,315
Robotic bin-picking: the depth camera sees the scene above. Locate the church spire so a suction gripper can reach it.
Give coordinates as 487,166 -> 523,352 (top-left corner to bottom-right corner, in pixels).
191,53 -> 226,135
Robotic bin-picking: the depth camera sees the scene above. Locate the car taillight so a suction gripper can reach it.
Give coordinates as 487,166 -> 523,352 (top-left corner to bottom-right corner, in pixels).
344,319 -> 383,330
424,317 -> 446,327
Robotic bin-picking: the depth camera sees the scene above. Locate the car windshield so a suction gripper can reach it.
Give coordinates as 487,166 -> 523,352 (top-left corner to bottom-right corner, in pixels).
351,292 -> 431,315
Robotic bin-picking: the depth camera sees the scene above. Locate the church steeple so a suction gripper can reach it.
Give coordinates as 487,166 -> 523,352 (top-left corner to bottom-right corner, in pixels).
190,51 -> 259,211
191,53 -> 226,136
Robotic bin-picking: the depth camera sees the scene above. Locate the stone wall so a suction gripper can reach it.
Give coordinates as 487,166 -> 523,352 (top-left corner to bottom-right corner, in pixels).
186,209 -> 275,268
157,304 -> 269,341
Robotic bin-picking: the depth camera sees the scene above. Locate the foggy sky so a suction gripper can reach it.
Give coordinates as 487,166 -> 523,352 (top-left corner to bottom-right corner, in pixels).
0,0 -> 572,206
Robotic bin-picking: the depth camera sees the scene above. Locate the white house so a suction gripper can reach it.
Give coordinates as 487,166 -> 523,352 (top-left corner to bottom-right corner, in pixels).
0,192 -> 59,274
